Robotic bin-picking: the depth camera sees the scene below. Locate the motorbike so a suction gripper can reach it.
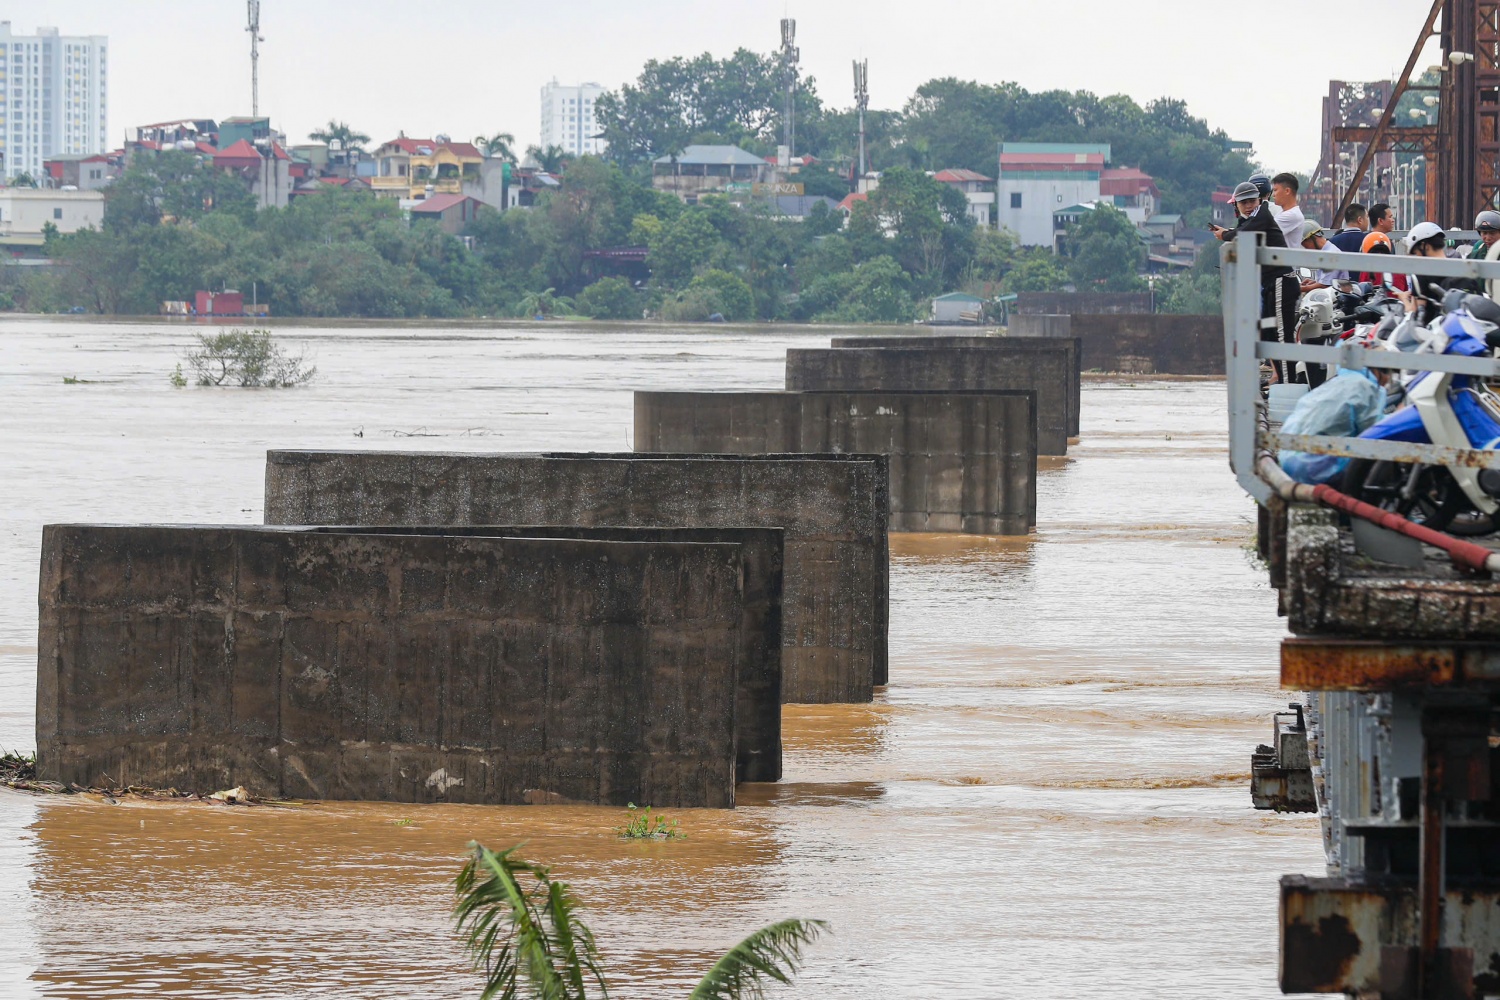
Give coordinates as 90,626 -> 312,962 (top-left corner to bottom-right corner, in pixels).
1341,292 -> 1500,535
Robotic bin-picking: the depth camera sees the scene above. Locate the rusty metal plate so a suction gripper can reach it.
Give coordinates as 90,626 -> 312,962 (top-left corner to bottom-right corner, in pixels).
1280,875 -> 1500,997
1280,640 -> 1500,690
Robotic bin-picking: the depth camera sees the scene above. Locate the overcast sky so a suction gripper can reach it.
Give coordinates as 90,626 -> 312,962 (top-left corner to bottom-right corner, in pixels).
26,0 -> 1444,173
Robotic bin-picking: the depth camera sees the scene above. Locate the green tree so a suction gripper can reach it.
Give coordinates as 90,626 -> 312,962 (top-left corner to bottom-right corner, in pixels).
575,277 -> 641,319
526,145 -> 570,174
648,210 -> 722,286
1003,248 -> 1068,294
1064,204 -> 1146,292
476,132 -> 517,161
455,842 -> 827,1000
685,268 -> 754,320
10,171 -> 37,188
308,120 -> 371,152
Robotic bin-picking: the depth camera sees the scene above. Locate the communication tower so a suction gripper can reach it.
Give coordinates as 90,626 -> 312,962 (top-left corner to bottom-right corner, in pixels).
247,1 -> 264,117
853,59 -> 870,178
779,19 -> 799,165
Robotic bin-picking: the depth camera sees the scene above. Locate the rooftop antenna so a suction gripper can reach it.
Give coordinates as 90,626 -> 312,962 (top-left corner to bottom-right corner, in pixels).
246,0 -> 263,117
779,18 -> 799,165
853,58 -> 869,178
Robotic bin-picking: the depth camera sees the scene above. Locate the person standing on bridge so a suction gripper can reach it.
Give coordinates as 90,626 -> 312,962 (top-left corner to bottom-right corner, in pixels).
1210,181 -> 1297,384
1328,203 -> 1368,254
1270,173 -> 1305,248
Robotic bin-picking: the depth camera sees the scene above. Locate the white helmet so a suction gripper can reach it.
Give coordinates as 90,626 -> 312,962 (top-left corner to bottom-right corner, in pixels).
1403,220 -> 1446,252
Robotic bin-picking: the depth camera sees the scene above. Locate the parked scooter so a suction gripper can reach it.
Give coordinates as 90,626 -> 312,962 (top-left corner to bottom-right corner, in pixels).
1341,293 -> 1500,534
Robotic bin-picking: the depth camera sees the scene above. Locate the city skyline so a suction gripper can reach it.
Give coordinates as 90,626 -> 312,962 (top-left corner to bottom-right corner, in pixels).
19,0 -> 1444,177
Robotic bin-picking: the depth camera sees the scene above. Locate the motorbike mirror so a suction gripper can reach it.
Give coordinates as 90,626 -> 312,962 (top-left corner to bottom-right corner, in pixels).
1443,287 -> 1470,314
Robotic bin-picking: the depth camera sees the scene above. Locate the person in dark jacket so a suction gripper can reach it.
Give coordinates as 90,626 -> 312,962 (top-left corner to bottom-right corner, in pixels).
1328,203 -> 1368,253
1211,180 -> 1298,383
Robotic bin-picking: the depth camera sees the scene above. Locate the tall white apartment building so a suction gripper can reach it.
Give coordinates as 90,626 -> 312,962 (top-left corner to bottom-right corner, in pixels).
539,80 -> 605,158
0,22 -> 108,180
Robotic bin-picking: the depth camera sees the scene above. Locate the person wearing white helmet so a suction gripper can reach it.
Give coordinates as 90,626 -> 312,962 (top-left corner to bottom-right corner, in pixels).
1395,221 -> 1458,324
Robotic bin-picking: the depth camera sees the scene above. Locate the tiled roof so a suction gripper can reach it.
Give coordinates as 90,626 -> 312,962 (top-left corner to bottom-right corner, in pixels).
653,144 -> 767,167
409,193 -> 477,213
213,139 -> 261,160
933,168 -> 993,183
837,192 -> 869,212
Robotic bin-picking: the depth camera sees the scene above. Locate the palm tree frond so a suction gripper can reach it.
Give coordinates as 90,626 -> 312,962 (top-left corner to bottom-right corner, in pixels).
688,918 -> 829,1000
454,843 -> 570,1000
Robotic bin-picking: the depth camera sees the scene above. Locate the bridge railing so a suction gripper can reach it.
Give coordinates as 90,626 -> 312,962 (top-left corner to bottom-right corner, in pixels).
1221,231 -> 1500,504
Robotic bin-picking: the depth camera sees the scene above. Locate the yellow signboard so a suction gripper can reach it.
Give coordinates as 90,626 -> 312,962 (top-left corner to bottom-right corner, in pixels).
752,182 -> 805,196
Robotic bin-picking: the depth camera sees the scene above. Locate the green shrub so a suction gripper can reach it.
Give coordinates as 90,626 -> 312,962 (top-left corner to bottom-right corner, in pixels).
575,276 -> 641,320
614,803 -> 685,840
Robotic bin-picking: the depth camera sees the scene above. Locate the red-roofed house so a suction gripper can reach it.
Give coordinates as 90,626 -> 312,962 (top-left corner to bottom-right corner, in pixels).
933,168 -> 995,227
213,139 -> 292,209
371,135 -> 486,199
408,193 -> 483,235
1099,167 -> 1160,223
837,191 -> 868,214
42,152 -> 121,191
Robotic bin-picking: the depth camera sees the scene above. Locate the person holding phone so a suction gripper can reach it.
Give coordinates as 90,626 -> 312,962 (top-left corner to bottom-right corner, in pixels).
1211,181 -> 1297,384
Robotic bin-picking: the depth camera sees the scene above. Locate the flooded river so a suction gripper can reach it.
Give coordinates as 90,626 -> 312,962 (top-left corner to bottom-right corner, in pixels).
0,316 -> 1323,998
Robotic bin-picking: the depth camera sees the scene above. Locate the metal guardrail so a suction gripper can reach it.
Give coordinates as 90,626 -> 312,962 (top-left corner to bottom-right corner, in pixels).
1222,231 -> 1500,503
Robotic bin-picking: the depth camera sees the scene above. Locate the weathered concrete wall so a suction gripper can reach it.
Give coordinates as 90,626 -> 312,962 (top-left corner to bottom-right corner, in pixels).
633,391 -> 1036,535
1071,313 -> 1223,374
1279,504 -> 1500,640
37,525 -> 745,806
786,346 -> 1073,452
264,451 -> 889,704
1016,291 -> 1153,315
823,335 -> 1081,439
308,524 -> 784,783
1007,314 -> 1073,340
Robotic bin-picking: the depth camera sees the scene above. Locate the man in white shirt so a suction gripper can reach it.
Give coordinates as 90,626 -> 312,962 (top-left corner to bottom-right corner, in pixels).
1271,172 -> 1305,248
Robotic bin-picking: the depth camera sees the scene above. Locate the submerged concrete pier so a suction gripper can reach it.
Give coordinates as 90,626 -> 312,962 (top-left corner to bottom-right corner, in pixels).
788,341 -> 1078,452
264,450 -> 890,704
37,525 -> 750,807
633,390 -> 1036,534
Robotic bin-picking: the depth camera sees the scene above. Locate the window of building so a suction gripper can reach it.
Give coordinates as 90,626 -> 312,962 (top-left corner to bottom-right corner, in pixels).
53,207 -> 63,219
1010,192 -> 1022,209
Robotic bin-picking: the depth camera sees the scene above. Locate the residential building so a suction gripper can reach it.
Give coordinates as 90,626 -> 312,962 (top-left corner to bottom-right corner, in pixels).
370,135 -> 484,200
1099,167 -> 1159,224
408,192 -> 483,235
996,143 -> 1111,247
213,138 -> 292,209
1052,202 -> 1096,254
134,118 -> 218,148
540,80 -> 606,157
930,291 -> 985,324
0,22 -> 108,180
933,169 -> 995,227
768,194 -> 841,220
218,116 -> 274,150
42,150 -> 119,190
651,145 -> 770,202
1142,213 -> 1185,245
0,187 -> 104,235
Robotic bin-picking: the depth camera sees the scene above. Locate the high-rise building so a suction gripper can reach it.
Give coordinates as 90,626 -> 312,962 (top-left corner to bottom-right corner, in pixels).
539,80 -> 605,158
0,22 -> 108,180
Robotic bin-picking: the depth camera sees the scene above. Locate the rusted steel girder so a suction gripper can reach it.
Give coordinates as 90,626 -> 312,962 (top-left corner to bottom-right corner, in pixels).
1281,639 -> 1500,691
1280,875 -> 1500,997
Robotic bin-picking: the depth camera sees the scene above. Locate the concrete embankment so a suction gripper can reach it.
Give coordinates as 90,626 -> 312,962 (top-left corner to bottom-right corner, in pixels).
37,525 -> 748,807
264,449 -> 890,704
633,390 -> 1036,534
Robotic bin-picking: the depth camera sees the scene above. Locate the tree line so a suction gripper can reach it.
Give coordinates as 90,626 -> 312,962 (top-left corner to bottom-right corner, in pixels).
6,50 -> 1256,320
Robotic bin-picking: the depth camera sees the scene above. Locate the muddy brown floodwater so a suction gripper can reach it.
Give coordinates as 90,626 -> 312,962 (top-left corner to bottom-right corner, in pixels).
0,317 -> 1323,998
